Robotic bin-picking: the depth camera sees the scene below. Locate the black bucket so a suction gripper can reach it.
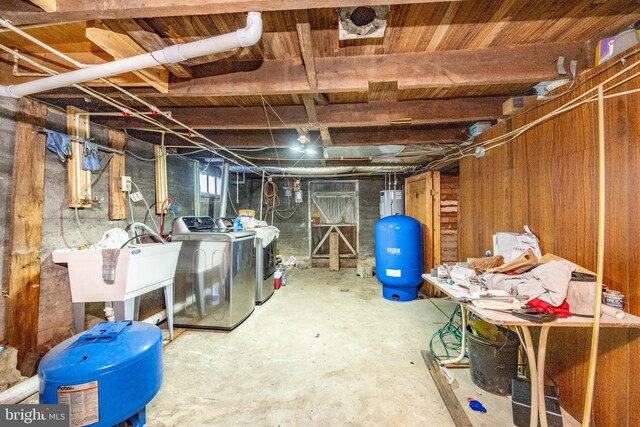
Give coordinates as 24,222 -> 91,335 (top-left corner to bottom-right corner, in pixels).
466,325 -> 520,396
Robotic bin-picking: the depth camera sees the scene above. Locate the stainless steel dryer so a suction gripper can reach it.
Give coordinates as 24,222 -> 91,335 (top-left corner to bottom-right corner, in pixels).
171,216 -> 256,330
255,234 -> 277,304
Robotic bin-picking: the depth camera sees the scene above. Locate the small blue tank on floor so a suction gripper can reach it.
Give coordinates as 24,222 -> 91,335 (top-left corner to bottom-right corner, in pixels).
375,214 -> 423,301
39,320 -> 163,427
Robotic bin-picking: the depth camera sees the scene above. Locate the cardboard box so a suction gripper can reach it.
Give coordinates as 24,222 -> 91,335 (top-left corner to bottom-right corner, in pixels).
503,96 -> 537,115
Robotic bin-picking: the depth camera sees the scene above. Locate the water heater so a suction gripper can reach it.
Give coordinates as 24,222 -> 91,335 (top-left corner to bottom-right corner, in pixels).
380,190 -> 404,218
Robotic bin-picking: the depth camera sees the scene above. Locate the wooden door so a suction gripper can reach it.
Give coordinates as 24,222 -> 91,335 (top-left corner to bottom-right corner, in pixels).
308,181 -> 359,268
405,171 -> 441,296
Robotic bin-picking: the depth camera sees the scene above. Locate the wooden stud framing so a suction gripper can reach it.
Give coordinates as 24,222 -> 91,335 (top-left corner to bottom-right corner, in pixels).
155,145 -> 168,214
108,129 -> 127,220
4,98 -> 48,363
66,106 -> 92,208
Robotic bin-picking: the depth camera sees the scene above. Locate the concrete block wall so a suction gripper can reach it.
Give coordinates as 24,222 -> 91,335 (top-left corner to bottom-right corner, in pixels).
0,99 -> 196,345
231,176 -> 389,264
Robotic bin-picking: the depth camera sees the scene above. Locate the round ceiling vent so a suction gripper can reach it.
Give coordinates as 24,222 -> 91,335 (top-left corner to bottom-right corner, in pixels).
350,7 -> 377,27
339,6 -> 389,40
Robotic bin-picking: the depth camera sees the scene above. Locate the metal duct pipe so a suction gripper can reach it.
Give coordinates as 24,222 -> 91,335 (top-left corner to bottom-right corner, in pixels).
0,12 -> 262,98
219,163 -> 230,218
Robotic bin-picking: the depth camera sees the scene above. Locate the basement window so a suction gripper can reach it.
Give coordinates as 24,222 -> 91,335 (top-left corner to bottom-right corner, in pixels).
200,170 -> 222,197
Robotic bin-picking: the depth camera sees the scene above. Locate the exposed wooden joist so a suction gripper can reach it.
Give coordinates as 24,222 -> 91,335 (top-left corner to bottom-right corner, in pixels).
5,0 -> 471,25
301,94 -> 318,125
295,10 -> 317,89
4,98 -> 48,364
0,52 -> 150,87
154,42 -> 586,96
91,97 -> 505,130
127,125 -> 465,148
319,128 -> 333,146
85,20 -> 169,93
29,0 -> 56,12
111,19 -> 193,78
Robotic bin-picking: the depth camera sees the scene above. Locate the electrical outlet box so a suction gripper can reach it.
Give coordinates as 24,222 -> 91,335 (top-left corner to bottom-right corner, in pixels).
121,176 -> 132,192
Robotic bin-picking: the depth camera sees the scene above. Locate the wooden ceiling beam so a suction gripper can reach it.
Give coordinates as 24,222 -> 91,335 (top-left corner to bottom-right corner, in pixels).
85,20 -> 169,93
126,125 -> 466,148
0,51 -> 148,86
295,10 -> 317,89
301,94 -> 318,125
5,0 -> 471,25
29,0 -> 56,13
109,19 -> 193,79
168,41 -> 584,96
89,97 -> 504,130
31,41 -> 582,98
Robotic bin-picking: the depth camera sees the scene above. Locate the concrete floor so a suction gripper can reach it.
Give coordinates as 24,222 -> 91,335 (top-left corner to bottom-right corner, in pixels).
147,268 -> 512,426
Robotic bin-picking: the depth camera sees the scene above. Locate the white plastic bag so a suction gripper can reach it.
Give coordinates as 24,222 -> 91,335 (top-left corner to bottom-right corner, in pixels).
492,225 -> 542,262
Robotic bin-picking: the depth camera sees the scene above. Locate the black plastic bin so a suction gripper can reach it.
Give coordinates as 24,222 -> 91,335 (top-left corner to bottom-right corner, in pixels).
466,325 -> 520,396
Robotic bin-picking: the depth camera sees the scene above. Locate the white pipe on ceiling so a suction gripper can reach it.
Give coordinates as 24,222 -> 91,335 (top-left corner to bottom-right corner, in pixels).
0,12 -> 262,98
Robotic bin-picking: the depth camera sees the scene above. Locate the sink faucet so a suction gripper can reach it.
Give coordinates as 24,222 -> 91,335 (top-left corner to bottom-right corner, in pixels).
125,222 -> 165,244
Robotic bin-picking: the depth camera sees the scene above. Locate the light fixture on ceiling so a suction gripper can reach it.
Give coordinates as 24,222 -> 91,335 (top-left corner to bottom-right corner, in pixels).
290,132 -> 318,155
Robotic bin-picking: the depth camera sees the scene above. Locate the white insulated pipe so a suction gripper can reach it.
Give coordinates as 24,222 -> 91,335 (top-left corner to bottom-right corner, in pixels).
0,375 -> 38,404
0,12 -> 262,98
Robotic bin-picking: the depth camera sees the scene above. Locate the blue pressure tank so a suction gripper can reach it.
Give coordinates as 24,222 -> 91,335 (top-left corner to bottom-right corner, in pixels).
375,214 -> 423,301
38,321 -> 163,427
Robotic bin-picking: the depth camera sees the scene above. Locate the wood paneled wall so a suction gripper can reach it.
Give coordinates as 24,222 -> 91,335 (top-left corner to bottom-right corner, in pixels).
458,51 -> 640,425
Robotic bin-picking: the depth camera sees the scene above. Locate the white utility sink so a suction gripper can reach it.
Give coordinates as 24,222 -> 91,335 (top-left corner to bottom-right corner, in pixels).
52,242 -> 182,303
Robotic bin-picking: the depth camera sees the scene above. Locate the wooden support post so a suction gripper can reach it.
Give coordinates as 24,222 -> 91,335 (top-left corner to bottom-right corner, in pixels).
108,129 -> 127,220
67,106 -> 92,208
4,98 -> 48,364
329,232 -> 339,271
154,145 -> 168,214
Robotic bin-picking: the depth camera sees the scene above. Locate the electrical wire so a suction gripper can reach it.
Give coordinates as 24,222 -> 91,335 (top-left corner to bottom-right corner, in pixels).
130,180 -> 159,233
261,179 -> 298,221
425,58 -> 640,171
125,149 -> 159,162
0,41 -> 270,175
261,94 -> 282,168
127,191 -> 135,225
226,188 -> 239,216
159,197 -> 173,235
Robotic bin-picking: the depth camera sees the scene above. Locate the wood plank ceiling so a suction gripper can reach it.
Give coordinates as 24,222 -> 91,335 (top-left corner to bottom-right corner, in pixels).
1,0 -> 639,166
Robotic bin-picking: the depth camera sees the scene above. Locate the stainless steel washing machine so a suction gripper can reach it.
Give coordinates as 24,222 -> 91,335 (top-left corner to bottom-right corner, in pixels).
171,216 -> 256,330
